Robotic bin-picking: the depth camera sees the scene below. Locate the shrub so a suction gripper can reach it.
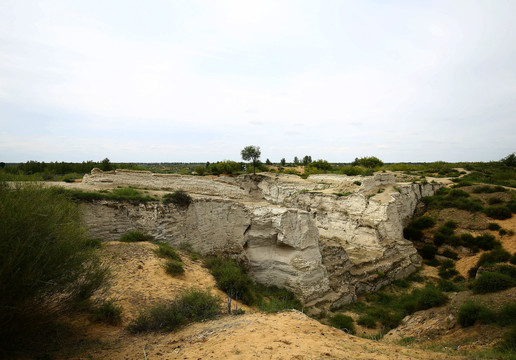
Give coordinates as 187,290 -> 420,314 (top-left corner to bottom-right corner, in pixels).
154,242 -> 182,262
444,220 -> 458,229
255,284 -> 302,313
484,206 -> 512,220
128,289 -> 220,333
164,260 -> 184,276
438,279 -> 461,292
471,233 -> 499,251
441,249 -> 459,260
498,303 -> 516,327
508,201 -> 516,213
163,190 -> 192,208
477,248 -> 511,267
120,230 -> 154,242
472,272 -> 516,294
458,301 -> 496,327
488,222 -> 502,231
411,216 -> 436,230
329,314 -> 356,334
511,253 -> 516,265
468,266 -> 479,279
357,314 -> 377,329
400,284 -> 447,315
419,244 -> 438,260
366,307 -> 403,330
488,197 -> 504,205
204,257 -> 256,305
496,265 -> 516,280
404,226 -> 423,241
0,184 -> 109,350
473,185 -> 508,194
340,166 -> 364,176
90,300 -> 123,325
499,326 -> 516,351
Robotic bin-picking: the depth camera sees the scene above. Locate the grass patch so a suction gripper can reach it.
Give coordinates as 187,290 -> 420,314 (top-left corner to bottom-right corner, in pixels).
56,187 -> 156,203
128,289 -> 220,333
89,300 -> 123,325
154,242 -> 182,262
119,230 -> 154,242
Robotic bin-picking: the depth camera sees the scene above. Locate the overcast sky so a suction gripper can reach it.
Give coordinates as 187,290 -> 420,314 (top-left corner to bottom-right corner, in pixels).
1,0 -> 515,163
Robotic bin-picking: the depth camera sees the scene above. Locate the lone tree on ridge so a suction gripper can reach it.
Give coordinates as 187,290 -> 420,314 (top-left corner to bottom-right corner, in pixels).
241,145 -> 261,175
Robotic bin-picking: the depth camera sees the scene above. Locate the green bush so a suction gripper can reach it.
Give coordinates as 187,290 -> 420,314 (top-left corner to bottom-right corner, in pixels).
484,206 -> 512,220
357,314 -> 377,329
404,226 -> 423,241
411,216 -> 436,230
255,284 -> 302,313
471,233 -> 499,251
473,185 -> 508,194
458,301 -> 496,327
498,326 -> 516,352
120,230 -> 154,242
511,253 -> 516,265
128,289 -> 220,333
366,307 -> 403,330
0,184 -> 109,351
400,284 -> 447,315
164,260 -> 184,276
352,156 -> 384,169
472,272 -> 516,294
419,244 -> 437,260
340,166 -> 364,176
444,220 -> 458,229
438,279 -> 461,292
204,257 -> 256,305
163,190 -> 192,208
477,248 -> 511,267
488,222 -> 502,231
90,300 -> 123,325
154,242 -> 182,262
496,265 -> 516,280
441,249 -> 459,260
329,314 -> 356,334
498,303 -> 516,327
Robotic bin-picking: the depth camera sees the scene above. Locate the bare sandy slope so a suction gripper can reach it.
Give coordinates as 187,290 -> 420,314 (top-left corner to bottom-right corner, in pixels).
62,241 -> 465,360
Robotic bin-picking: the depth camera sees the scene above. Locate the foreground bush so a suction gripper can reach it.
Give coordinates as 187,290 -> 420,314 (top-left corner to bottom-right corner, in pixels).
128,289 -> 220,333
0,184 -> 109,352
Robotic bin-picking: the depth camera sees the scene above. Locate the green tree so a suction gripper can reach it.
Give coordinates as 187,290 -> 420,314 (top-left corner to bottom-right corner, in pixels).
265,158 -> 272,165
302,155 -> 312,165
293,156 -> 299,165
241,146 -> 261,175
501,153 -> 516,167
352,156 -> 384,169
280,158 -> 286,166
100,157 -> 113,171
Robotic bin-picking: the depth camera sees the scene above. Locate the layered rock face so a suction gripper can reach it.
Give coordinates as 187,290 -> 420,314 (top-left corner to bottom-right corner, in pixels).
81,169 -> 441,308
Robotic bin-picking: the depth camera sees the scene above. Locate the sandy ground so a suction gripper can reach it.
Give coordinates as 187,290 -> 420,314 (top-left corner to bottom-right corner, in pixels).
60,241 -> 465,360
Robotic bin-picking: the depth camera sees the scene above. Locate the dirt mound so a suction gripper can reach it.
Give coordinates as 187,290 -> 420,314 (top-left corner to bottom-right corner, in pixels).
52,241 -> 464,360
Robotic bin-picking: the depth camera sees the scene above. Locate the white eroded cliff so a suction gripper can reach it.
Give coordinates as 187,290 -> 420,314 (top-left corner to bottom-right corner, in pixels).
79,170 -> 441,308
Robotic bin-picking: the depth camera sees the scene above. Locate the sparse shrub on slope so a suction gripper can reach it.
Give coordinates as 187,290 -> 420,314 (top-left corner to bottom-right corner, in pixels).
484,206 -> 512,220
128,289 -> 220,333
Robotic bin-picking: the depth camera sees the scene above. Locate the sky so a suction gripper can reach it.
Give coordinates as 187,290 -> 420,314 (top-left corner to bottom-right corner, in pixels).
1,0 -> 515,163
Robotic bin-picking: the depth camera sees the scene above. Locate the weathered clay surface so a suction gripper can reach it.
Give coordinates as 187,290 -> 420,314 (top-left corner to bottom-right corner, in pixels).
80,169 -> 442,308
